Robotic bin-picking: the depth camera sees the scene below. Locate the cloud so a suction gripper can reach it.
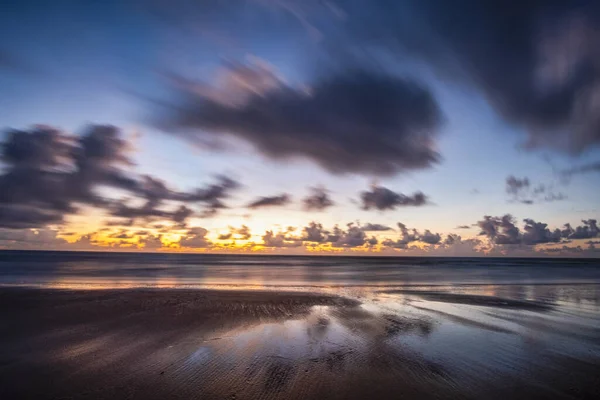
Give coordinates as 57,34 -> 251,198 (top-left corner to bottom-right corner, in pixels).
505,175 -> 566,205
262,230 -> 303,248
477,215 -> 521,245
302,186 -> 334,211
382,222 -> 443,248
456,225 -> 471,229
301,221 -> 329,243
0,125 -> 241,229
506,176 -> 530,196
360,223 -> 392,231
562,219 -> 599,239
562,161 -> 600,178
178,227 -> 211,248
247,193 -> 291,209
329,223 -> 376,248
359,184 -> 428,211
478,215 -> 578,245
219,225 -> 252,240
344,1 -> 600,154
158,61 -> 444,176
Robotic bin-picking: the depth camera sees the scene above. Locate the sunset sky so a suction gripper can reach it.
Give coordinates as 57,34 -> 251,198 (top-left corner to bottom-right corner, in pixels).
1,0 -> 599,256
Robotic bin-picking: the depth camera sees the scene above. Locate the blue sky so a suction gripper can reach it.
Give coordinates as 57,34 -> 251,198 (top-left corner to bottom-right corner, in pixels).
1,0 -> 599,255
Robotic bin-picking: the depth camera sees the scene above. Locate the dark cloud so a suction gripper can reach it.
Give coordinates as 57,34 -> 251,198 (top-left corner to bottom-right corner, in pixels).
562,161 -> 600,178
0,125 -> 241,229
219,225 -> 252,240
158,61 -> 443,176
354,0 -> 600,154
562,219 -> 599,239
521,219 -> 562,245
505,175 -> 565,205
456,225 -> 471,229
361,223 -> 392,231
302,221 -> 329,243
247,193 -> 291,209
506,176 -> 530,196
330,223 -> 376,248
262,230 -> 303,248
302,186 -> 334,211
420,230 -> 442,245
478,215 -> 521,245
382,222 -> 442,249
359,185 -> 428,211
178,227 -> 211,248
444,234 -> 461,246
478,215 -> 576,245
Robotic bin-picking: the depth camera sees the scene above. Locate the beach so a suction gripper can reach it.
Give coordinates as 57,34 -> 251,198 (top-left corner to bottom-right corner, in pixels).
2,284 -> 600,399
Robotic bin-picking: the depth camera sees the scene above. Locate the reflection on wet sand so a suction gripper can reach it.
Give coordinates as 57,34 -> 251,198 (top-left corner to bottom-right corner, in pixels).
1,286 -> 600,399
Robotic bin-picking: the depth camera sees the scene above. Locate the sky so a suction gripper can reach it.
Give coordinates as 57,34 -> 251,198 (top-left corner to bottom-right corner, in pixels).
0,0 -> 599,256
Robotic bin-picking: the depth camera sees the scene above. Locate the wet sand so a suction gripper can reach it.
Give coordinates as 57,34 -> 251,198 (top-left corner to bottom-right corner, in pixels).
1,287 -> 600,399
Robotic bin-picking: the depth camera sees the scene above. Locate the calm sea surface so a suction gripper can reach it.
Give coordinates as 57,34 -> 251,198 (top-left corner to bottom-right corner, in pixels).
0,250 -> 599,289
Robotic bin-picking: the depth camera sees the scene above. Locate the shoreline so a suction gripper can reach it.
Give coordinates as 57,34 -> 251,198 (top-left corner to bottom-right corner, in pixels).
1,287 -> 599,399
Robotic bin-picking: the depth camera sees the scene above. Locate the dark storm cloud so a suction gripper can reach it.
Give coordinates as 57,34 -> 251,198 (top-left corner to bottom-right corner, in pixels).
359,185 -> 428,211
302,186 -> 334,211
247,193 -> 291,209
159,62 -> 444,176
361,223 -> 392,232
0,125 -> 240,229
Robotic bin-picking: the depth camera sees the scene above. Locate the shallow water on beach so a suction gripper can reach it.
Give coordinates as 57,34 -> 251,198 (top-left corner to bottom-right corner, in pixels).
1,251 -> 600,399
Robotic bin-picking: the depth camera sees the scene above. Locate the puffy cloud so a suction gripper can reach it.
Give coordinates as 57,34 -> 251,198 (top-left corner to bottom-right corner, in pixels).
247,193 -> 291,209
382,222 -> 441,249
359,185 -> 428,211
178,227 -> 211,248
477,215 -> 521,245
139,234 -> 164,250
262,230 -> 303,248
420,229 -> 441,245
158,61 -> 444,176
302,221 -> 328,243
302,186 -> 334,211
219,225 -> 252,240
562,219 -> 599,239
521,219 -> 562,245
444,233 -> 461,246
329,223 -> 376,248
477,215 -> 590,245
360,223 -> 392,231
